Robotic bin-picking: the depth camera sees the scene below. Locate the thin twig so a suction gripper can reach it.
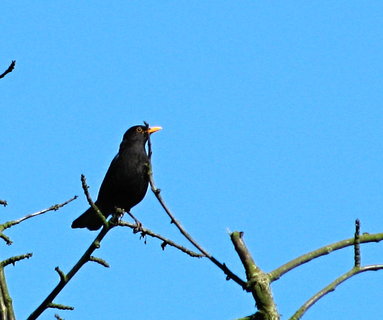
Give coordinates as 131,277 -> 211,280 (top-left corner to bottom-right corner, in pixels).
55,267 -> 66,282
118,220 -> 204,258
289,264 -> 383,320
27,184 -> 114,319
0,60 -> 16,79
81,174 -> 107,227
145,122 -> 247,288
48,303 -> 74,310
89,256 -> 110,268
27,222 -> 112,320
0,196 -> 77,245
2,196 -> 78,231
354,219 -> 360,267
0,233 -> 12,245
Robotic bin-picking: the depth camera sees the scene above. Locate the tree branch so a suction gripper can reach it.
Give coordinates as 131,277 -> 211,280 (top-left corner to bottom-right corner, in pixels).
0,253 -> 31,320
0,60 -> 16,79
48,303 -> 74,311
118,220 -> 204,258
27,184 -> 112,319
231,231 -> 279,320
1,196 -> 77,231
81,174 -> 107,227
0,196 -> 77,245
27,222 -> 112,320
144,121 -> 247,289
1,253 -> 33,268
89,256 -> 110,268
0,266 -> 16,320
354,219 -> 360,267
289,264 -> 383,320
268,232 -> 383,282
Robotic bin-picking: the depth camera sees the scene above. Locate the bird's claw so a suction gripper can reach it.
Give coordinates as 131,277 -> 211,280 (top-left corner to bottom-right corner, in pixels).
133,220 -> 143,234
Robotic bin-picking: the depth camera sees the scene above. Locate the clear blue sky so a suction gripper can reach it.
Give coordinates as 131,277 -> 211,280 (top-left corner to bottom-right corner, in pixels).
2,2 -> 382,319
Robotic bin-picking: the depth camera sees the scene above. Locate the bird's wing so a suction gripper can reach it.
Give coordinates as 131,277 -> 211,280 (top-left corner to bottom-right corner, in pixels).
96,153 -> 121,203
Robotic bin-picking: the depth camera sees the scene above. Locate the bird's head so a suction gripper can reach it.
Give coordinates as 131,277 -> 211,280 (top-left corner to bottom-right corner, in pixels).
122,125 -> 162,146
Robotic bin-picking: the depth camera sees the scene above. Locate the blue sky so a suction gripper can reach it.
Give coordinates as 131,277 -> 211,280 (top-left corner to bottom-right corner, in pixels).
1,2 -> 382,319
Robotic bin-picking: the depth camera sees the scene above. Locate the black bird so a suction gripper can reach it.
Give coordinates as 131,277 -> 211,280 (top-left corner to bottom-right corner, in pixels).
71,125 -> 162,230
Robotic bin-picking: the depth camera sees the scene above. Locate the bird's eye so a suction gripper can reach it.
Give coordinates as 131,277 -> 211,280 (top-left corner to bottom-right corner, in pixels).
136,127 -> 143,133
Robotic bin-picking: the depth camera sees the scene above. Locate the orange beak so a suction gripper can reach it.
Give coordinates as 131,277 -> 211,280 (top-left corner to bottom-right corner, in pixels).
147,126 -> 162,134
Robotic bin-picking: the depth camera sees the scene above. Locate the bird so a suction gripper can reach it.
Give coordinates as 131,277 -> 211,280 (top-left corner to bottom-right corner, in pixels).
71,125 -> 162,230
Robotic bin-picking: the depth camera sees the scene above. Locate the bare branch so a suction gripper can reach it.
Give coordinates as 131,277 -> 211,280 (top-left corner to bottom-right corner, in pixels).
118,220 -> 204,258
231,231 -> 279,320
48,303 -> 74,311
0,233 -> 12,245
0,266 -> 16,320
354,219 -> 361,267
54,267 -> 66,282
81,174 -> 107,227
0,196 -> 77,245
290,264 -> 383,320
0,60 -> 16,79
27,215 -> 114,319
269,232 -> 383,282
230,232 -> 261,280
1,253 -> 33,267
2,196 -> 78,231
0,252 -> 31,319
145,122 -> 247,288
89,256 -> 110,268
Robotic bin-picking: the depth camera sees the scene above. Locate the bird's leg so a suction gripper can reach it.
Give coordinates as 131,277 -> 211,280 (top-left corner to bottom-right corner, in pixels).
110,207 -> 125,226
127,211 -> 143,233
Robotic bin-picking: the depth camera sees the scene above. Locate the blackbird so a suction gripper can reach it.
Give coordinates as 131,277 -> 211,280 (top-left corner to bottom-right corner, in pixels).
71,125 -> 162,230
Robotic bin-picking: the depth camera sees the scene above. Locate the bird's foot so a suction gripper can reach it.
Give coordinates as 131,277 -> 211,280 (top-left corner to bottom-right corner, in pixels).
111,207 -> 125,226
127,211 -> 143,233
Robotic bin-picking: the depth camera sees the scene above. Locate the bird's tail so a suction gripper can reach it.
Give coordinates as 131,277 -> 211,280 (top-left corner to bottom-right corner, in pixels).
71,206 -> 105,230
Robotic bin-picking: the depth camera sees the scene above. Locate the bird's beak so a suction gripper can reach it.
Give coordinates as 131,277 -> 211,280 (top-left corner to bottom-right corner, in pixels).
147,126 -> 162,134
